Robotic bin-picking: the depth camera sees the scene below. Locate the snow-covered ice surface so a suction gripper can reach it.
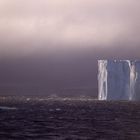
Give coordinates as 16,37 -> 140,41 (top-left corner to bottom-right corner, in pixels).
98,60 -> 140,100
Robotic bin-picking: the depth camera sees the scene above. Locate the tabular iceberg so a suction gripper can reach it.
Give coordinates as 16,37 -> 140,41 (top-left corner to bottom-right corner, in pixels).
98,60 -> 140,101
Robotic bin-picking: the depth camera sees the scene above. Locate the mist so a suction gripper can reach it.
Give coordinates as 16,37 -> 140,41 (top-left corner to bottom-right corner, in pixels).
0,46 -> 140,96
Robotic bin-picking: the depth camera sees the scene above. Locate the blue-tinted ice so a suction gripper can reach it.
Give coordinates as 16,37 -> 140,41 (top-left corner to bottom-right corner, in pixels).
98,60 -> 140,100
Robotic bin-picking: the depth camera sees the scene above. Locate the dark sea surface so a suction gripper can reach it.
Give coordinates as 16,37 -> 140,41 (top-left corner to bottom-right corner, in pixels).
0,98 -> 140,140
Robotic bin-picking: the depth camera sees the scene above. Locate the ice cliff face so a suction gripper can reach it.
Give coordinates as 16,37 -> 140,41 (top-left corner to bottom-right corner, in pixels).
98,60 -> 140,100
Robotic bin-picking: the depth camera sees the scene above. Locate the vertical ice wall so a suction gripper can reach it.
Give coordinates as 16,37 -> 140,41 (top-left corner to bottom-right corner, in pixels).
128,61 -> 136,100
98,60 -> 139,100
98,60 -> 108,100
134,61 -> 140,100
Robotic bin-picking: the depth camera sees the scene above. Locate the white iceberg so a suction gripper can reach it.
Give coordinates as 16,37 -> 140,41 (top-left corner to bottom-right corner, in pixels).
98,60 -> 139,100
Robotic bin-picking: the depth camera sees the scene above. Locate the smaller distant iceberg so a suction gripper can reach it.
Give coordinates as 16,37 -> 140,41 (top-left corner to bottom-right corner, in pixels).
0,106 -> 17,110
98,60 -> 140,101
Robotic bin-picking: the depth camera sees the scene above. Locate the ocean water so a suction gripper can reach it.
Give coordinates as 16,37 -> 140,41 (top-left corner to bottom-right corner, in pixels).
0,98 -> 140,140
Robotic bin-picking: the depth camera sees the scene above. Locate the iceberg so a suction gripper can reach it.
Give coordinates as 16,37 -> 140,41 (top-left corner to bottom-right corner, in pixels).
98,60 -> 139,100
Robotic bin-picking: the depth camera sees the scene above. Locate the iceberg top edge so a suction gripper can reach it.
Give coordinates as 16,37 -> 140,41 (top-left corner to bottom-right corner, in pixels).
98,60 -> 140,62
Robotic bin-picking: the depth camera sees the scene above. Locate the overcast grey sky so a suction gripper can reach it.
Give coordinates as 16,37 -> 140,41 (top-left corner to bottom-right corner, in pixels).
0,0 -> 140,55
0,0 -> 140,96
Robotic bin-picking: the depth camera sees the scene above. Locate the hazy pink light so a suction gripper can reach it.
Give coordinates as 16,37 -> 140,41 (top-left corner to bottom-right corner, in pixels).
0,0 -> 139,54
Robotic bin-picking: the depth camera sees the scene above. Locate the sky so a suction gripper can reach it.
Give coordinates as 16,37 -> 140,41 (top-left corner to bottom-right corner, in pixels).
0,0 -> 140,96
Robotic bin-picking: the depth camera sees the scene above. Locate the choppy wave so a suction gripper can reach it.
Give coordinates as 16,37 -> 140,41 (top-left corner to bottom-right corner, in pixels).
0,100 -> 140,139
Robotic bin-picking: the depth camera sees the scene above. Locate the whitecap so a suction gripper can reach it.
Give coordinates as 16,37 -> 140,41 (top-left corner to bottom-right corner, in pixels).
55,108 -> 61,111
